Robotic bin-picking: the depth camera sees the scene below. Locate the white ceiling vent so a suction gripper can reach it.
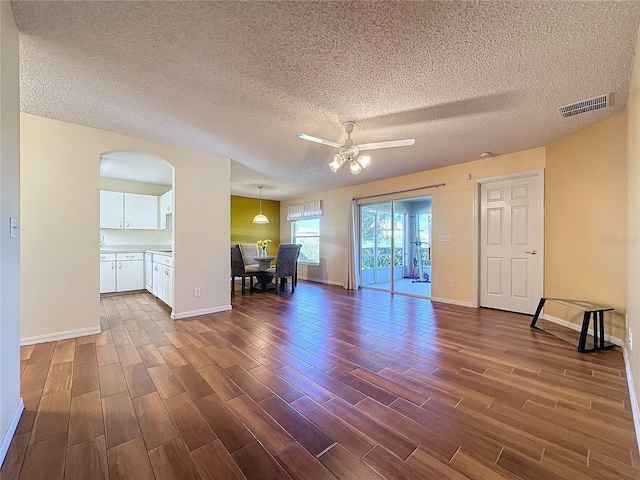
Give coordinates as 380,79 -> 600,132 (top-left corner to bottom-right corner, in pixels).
558,94 -> 610,118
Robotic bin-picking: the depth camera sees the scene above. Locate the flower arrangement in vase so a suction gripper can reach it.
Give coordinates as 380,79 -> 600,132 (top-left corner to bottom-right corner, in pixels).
256,239 -> 272,257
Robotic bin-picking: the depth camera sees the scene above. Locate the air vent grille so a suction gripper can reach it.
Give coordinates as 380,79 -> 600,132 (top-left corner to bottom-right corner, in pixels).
558,94 -> 610,118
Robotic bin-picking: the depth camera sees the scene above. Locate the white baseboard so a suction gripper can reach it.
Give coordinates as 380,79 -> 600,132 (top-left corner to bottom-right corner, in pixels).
0,398 -> 24,468
430,297 -> 475,308
298,276 -> 344,287
622,345 -> 640,455
21,327 -> 102,346
540,314 -> 624,346
172,305 -> 231,320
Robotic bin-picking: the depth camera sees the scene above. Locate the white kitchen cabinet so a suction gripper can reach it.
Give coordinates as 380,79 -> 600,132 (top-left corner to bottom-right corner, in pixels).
151,253 -> 172,307
116,252 -> 144,292
124,193 -> 158,230
152,262 -> 163,299
160,190 -> 173,230
162,266 -> 173,308
100,253 -> 116,293
100,191 -> 124,229
100,191 -> 158,230
160,190 -> 173,215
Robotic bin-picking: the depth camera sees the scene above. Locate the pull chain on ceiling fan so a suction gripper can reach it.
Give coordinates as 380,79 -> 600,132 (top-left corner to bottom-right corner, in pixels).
296,122 -> 415,174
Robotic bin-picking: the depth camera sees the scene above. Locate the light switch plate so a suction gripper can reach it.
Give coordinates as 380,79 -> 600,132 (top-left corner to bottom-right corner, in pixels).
439,234 -> 452,242
10,217 -> 17,239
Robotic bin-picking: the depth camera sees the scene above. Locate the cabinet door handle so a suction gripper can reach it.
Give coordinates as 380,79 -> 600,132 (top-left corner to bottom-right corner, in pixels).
111,263 -> 114,270
154,265 -> 159,271
119,221 -> 122,228
118,262 -> 121,269
126,222 -> 130,228
166,206 -> 170,212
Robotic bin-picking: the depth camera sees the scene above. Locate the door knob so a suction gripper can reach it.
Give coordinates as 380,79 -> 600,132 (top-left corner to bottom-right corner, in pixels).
525,250 -> 537,255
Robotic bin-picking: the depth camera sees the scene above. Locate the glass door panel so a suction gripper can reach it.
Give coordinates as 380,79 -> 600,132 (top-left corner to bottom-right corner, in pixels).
360,203 -> 392,290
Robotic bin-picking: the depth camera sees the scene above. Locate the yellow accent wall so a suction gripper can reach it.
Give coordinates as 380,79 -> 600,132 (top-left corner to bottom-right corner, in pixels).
545,113 -> 627,339
231,195 -> 280,253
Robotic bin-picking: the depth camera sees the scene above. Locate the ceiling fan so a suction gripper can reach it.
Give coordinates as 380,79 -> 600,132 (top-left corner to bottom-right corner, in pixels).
296,121 -> 415,174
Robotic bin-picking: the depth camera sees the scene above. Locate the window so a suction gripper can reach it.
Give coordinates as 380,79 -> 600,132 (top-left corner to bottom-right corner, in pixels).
292,217 -> 320,265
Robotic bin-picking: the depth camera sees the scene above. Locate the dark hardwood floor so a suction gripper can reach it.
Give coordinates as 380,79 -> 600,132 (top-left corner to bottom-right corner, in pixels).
2,281 -> 639,479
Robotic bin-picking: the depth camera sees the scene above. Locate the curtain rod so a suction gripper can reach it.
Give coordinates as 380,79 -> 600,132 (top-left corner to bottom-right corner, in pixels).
354,182 -> 445,201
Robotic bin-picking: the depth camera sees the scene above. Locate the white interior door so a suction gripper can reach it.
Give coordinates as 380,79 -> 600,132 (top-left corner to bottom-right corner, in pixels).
480,174 -> 543,314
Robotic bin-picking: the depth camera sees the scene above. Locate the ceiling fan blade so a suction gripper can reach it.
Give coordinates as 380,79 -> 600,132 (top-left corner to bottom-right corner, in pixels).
295,133 -> 342,149
358,138 -> 415,151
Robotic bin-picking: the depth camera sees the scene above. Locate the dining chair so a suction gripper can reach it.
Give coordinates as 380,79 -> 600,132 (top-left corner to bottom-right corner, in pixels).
265,243 -> 302,293
231,244 -> 260,294
239,243 -> 260,267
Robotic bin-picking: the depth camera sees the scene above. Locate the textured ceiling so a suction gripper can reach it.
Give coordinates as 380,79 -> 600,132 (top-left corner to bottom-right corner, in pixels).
12,1 -> 640,200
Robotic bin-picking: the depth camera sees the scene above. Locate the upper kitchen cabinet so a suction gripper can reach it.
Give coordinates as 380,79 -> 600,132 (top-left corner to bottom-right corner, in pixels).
124,193 -> 158,229
100,190 -> 158,230
160,190 -> 173,230
100,190 -> 124,228
161,189 -> 173,215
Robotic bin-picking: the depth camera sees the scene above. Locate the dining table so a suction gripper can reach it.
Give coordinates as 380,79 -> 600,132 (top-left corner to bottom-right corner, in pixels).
253,255 -> 276,291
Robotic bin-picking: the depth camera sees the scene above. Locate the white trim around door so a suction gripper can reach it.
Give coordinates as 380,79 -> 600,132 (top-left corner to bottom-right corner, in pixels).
473,169 -> 544,313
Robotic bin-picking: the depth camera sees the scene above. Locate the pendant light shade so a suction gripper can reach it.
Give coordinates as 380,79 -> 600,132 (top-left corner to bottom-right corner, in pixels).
253,186 -> 270,224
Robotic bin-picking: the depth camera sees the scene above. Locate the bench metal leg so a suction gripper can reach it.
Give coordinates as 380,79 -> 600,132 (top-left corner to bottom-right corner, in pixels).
598,311 -> 605,349
578,311 -> 592,353
530,298 -> 546,329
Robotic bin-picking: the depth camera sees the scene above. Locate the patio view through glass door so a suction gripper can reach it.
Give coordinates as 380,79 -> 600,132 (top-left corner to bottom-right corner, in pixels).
360,196 -> 432,298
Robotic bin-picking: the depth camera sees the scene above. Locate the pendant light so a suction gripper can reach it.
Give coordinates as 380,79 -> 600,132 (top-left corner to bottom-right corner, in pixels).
252,186 -> 269,224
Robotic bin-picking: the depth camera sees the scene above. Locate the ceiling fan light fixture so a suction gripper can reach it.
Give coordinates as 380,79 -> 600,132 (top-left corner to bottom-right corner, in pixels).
252,186 -> 270,224
358,156 -> 371,168
296,121 -> 414,175
339,144 -> 359,159
329,154 -> 344,172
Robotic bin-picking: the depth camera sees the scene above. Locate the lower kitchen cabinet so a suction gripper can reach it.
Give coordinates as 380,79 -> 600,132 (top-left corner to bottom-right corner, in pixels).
162,266 -> 173,308
151,253 -> 173,308
100,252 -> 144,294
117,253 -> 144,291
100,254 -> 116,293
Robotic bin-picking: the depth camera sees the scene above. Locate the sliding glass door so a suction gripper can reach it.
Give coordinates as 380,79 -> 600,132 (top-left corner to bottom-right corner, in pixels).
360,197 -> 432,298
360,203 -> 404,290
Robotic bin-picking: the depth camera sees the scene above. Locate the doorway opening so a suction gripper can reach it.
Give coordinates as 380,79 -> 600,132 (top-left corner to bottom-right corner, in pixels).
99,150 -> 175,308
360,196 -> 432,298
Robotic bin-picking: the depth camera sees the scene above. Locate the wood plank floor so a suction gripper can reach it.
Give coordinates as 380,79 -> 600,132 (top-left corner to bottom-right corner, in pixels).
3,281 -> 639,479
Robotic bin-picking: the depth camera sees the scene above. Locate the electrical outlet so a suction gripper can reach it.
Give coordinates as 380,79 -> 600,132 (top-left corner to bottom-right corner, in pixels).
194,288 -> 201,297
630,329 -> 633,351
153,236 -> 158,242
450,280 -> 455,287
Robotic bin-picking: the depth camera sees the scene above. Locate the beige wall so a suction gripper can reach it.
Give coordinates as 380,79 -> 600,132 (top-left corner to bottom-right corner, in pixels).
627,23 -> 640,437
0,1 -> 22,462
281,147 -> 545,304
21,114 -> 231,341
545,113 -> 628,338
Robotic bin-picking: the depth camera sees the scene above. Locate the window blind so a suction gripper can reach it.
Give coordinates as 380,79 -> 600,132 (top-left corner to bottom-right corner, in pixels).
287,200 -> 323,221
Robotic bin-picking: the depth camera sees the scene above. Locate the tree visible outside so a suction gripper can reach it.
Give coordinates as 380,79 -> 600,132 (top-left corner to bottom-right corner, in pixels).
361,206 -> 404,275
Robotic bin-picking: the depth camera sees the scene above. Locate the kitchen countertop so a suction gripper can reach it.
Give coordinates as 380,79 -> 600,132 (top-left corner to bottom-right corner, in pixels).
146,249 -> 173,256
100,245 -> 171,254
